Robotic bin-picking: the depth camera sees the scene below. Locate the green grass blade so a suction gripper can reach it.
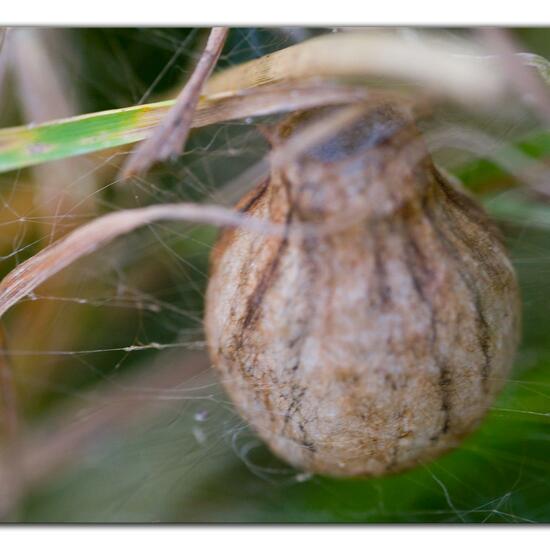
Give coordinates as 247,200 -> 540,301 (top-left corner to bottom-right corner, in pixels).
0,100 -> 173,173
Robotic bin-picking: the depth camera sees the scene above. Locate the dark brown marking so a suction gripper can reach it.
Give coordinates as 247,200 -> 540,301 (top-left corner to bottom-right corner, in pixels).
283,384 -> 306,428
237,178 -> 270,214
279,235 -> 319,448
371,221 -> 393,308
421,184 -> 493,395
434,169 -> 503,244
400,208 -> 453,438
240,209 -> 292,331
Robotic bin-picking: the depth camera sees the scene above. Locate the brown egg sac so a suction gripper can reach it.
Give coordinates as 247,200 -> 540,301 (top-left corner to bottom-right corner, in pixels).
204,104 -> 521,478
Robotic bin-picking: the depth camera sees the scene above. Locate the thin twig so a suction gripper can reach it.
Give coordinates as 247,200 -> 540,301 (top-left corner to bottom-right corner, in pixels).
121,27 -> 228,179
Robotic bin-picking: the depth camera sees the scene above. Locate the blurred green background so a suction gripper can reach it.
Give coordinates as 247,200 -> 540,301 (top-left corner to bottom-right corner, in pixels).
0,27 -> 549,523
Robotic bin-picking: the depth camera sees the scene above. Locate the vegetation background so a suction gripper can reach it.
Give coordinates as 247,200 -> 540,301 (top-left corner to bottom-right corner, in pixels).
0,27 -> 549,522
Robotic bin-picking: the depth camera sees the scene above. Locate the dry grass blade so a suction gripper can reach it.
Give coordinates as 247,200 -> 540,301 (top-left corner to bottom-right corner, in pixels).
0,29 -> 10,109
121,27 -> 228,179
519,53 -> 550,86
197,81 -> 383,127
0,202 -> 291,321
8,28 -> 97,236
0,28 -> 6,53
425,126 -> 550,197
205,32 -> 507,107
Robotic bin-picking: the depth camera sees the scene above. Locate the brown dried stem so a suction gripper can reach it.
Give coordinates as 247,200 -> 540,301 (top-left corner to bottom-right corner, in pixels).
121,27 -> 228,179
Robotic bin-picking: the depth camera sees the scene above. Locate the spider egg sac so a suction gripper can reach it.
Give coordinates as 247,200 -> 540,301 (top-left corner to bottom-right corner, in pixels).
204,105 -> 521,477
